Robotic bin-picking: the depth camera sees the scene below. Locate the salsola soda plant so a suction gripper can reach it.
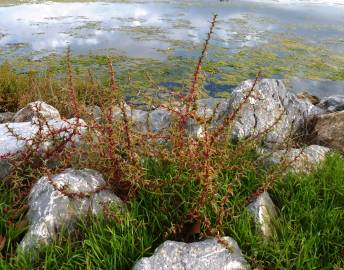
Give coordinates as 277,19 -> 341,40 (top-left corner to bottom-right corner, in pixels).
0,14 -> 302,259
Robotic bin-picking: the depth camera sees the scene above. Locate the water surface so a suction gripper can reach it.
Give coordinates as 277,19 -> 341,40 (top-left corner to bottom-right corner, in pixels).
0,0 -> 343,96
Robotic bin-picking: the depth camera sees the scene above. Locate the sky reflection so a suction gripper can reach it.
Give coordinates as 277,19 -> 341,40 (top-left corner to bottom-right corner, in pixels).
0,0 -> 343,60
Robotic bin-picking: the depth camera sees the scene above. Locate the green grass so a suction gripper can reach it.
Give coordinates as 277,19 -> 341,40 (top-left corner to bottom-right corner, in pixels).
227,153 -> 344,269
1,153 -> 343,269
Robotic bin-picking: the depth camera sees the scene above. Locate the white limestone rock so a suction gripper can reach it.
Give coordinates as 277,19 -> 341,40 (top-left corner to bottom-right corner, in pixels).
318,95 -> 344,112
148,108 -> 172,133
0,118 -> 86,181
132,237 -> 250,270
19,169 -> 122,251
267,145 -> 330,173
196,98 -> 226,119
247,192 -> 277,239
214,79 -> 324,145
13,101 -> 61,123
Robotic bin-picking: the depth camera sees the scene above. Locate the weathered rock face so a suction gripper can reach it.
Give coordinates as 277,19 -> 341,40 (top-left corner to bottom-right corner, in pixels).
182,98 -> 228,137
131,109 -> 149,132
19,169 -> 122,251
196,98 -> 226,119
0,112 -> 15,124
215,79 -> 324,145
13,101 -> 61,123
247,192 -> 277,239
0,118 -> 86,180
266,145 -> 330,173
318,95 -> 344,112
132,237 -> 250,270
313,111 -> 344,153
148,109 -> 171,133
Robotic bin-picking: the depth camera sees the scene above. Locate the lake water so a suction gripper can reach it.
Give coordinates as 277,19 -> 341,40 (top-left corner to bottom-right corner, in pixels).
0,0 -> 343,97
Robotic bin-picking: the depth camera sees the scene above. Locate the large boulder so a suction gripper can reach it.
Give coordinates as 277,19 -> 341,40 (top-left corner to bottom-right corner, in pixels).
247,192 -> 277,239
13,101 -> 61,123
19,169 -> 122,251
214,79 -> 324,145
266,145 -> 330,173
132,237 -> 250,270
0,112 -> 15,123
0,118 -> 86,181
313,111 -> 344,153
318,95 -> 344,112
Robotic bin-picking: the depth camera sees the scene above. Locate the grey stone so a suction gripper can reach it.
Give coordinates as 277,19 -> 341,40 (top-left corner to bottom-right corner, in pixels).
0,112 -> 15,123
112,100 -> 232,137
266,145 -> 330,173
86,105 -> 102,123
110,99 -> 233,138
148,109 -> 171,133
19,169 -> 122,251
0,160 -> 11,180
132,109 -> 149,132
145,99 -> 228,137
179,98 -> 228,138
112,103 -> 185,135
112,103 -> 150,132
196,98 -> 226,119
132,237 -> 250,270
313,111 -> 344,153
0,118 -> 86,180
247,192 -> 277,239
185,118 -> 204,138
111,103 -> 131,119
109,87 -> 323,144
215,79 -> 324,145
13,101 -> 61,123
318,95 -> 344,112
